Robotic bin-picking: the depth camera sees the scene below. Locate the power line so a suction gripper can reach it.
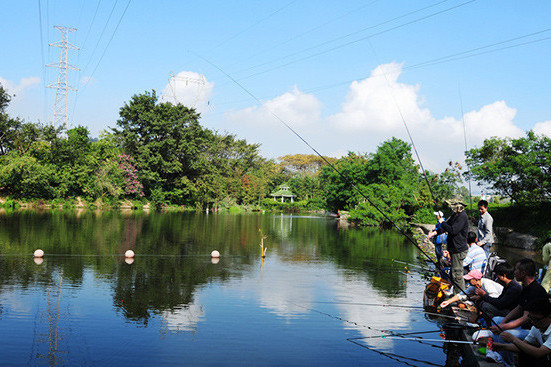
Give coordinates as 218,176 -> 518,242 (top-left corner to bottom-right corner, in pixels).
72,0 -> 103,126
81,0 -> 103,52
88,0 -> 132,80
225,0 -> 381,68
227,0 -> 456,79
38,0 -> 49,123
237,0 -> 477,82
303,29 -> 551,94
82,0 -> 120,75
72,0 -> 132,125
211,0 -> 299,51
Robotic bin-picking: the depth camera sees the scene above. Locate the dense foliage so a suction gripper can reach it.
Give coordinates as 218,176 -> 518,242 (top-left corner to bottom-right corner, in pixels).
466,132 -> 551,203
0,85 -> 467,226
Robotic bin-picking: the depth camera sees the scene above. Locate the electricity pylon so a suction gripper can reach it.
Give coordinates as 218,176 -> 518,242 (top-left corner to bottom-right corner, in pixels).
47,26 -> 79,130
162,71 -> 205,108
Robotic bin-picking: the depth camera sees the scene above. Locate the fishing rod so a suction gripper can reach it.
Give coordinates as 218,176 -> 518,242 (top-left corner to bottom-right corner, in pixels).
348,329 -> 442,340
194,53 -> 503,332
310,301 -> 425,309
381,336 -> 478,344
459,87 -> 473,211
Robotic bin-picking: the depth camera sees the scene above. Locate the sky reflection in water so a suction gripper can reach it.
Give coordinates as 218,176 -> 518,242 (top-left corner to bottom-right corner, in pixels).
0,212 -> 447,366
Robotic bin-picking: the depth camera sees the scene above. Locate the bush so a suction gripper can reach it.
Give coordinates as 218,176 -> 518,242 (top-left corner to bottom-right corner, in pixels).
412,207 -> 436,224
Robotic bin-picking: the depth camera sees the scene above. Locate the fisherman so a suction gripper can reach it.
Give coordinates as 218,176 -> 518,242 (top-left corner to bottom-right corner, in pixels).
541,237 -> 551,293
430,210 -> 447,265
493,298 -> 551,366
439,269 -> 502,309
477,199 -> 494,256
475,262 -> 522,326
428,198 -> 469,295
490,259 -> 549,365
462,231 -> 486,273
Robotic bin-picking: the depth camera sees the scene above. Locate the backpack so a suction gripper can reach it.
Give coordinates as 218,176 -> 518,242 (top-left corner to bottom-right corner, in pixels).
483,253 -> 506,281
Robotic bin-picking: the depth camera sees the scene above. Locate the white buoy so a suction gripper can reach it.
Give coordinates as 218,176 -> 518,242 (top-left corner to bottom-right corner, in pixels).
34,249 -> 44,258
34,257 -> 44,265
125,257 -> 135,265
211,257 -> 220,265
125,250 -> 135,258
211,250 -> 220,258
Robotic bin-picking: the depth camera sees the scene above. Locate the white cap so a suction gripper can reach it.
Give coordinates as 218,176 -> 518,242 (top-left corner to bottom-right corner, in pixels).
434,211 -> 444,217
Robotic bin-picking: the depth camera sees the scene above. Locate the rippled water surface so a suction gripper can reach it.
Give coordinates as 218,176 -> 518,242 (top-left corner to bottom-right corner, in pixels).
0,211 -> 448,366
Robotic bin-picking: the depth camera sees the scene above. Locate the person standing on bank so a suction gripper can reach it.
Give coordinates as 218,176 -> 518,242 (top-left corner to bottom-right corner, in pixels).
477,199 -> 494,256
428,199 -> 469,295
431,211 -> 447,265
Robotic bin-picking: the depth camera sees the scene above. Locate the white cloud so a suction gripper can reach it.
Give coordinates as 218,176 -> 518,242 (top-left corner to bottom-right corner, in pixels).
218,62 -> 537,172
328,62 -> 432,132
225,86 -> 322,129
160,71 -> 214,114
324,62 -> 525,171
162,302 -> 204,333
0,76 -> 41,97
223,86 -> 323,156
533,121 -> 551,137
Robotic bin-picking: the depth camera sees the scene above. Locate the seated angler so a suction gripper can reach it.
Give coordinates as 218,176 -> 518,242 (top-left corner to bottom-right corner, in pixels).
440,269 -> 503,309
475,262 -> 522,326
493,298 -> 551,367
490,258 -> 550,366
463,231 -> 487,273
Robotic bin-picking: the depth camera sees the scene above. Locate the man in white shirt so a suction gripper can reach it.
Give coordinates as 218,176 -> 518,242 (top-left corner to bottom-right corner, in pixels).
440,269 -> 503,308
494,298 -> 551,366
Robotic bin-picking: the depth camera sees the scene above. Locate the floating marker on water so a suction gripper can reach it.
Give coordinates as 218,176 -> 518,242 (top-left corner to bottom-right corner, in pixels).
211,257 -> 220,265
211,250 -> 220,258
125,250 -> 135,258
125,257 -> 135,265
34,249 -> 44,258
34,257 -> 44,265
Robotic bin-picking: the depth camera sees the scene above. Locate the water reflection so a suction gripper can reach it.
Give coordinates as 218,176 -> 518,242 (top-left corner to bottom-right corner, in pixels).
0,212 -> 443,366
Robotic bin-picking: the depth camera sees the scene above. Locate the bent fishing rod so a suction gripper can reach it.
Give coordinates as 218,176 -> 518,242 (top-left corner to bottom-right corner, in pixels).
194,52 -> 502,331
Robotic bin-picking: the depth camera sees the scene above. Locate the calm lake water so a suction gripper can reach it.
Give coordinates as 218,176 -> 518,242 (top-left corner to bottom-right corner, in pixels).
0,211 -> 449,366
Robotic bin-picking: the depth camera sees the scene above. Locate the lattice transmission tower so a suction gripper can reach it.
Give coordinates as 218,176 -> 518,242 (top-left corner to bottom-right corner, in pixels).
47,26 -> 79,130
162,71 -> 206,108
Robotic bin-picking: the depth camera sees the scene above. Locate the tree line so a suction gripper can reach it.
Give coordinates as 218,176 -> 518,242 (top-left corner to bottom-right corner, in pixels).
2,85 -> 549,226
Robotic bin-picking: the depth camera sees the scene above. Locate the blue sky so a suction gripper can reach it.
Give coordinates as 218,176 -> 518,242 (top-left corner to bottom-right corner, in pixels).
1,0 -> 550,172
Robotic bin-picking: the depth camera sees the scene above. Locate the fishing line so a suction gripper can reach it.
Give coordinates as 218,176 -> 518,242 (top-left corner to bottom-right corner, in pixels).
364,40 -> 437,207
347,339 -> 442,367
193,50 -> 438,275
192,52 -> 503,332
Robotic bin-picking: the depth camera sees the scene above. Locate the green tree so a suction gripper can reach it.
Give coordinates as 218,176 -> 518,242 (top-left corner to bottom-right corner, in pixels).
113,91 -> 209,203
465,132 -> 551,202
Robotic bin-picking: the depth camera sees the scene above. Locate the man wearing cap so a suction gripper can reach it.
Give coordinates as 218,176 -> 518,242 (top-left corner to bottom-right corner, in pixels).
430,211 -> 447,265
428,199 -> 469,295
440,269 -> 503,308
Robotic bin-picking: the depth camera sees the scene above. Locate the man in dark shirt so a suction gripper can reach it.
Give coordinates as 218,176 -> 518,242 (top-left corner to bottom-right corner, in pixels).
475,262 -> 522,325
428,199 -> 469,295
491,259 -> 549,365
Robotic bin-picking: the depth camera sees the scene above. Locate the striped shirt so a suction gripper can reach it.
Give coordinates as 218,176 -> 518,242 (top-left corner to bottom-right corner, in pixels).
463,244 -> 486,272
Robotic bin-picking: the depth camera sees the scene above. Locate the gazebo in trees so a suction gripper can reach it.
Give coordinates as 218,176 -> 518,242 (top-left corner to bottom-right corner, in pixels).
270,184 -> 296,203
